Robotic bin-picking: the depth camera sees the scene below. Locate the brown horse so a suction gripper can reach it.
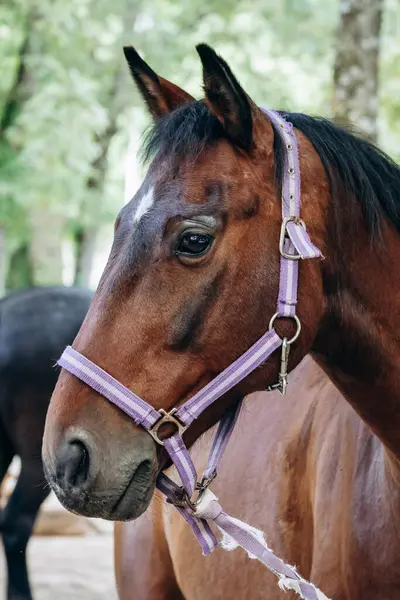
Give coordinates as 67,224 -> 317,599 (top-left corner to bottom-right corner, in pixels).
114,356 -> 400,600
42,43 -> 400,600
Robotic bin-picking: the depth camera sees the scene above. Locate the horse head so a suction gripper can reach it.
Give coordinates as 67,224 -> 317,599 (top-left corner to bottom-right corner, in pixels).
43,45 -> 326,520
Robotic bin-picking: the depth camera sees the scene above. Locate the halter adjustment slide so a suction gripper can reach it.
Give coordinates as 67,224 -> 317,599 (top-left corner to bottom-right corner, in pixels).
148,408 -> 188,446
279,216 -> 306,260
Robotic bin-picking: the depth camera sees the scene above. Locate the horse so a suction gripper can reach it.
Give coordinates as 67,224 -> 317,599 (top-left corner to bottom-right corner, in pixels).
114,355 -> 400,600
0,286 -> 92,600
42,42 -> 400,600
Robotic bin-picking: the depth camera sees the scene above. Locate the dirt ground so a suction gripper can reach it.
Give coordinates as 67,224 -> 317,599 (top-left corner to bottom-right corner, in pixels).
0,463 -> 119,600
0,527 -> 118,600
0,510 -> 117,600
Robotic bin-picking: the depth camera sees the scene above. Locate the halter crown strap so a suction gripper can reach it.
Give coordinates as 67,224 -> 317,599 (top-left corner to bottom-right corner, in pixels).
261,108 -> 322,318
57,110 -> 328,600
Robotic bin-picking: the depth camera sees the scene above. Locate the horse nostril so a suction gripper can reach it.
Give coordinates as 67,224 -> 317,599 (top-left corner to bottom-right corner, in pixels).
65,440 -> 90,487
56,434 -> 97,491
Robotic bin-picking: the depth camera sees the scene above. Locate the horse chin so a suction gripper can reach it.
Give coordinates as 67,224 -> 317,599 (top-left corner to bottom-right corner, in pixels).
108,467 -> 157,521
50,474 -> 156,522
44,453 -> 158,522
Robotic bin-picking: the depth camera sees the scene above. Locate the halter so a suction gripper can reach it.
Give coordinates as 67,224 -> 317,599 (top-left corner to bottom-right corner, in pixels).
58,110 -> 329,600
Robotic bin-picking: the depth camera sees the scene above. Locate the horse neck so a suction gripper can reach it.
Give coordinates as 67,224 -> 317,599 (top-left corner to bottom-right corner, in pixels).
312,215 -> 400,462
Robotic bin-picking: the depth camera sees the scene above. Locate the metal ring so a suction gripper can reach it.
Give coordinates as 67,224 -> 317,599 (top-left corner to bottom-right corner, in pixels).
167,475 -> 216,511
269,313 -> 301,345
167,487 -> 206,511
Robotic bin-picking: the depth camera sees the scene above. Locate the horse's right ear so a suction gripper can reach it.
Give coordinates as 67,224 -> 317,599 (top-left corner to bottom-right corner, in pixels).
123,47 -> 194,118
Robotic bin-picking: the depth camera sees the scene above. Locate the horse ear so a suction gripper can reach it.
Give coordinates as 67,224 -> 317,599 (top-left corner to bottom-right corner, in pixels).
196,44 -> 254,150
123,46 -> 194,118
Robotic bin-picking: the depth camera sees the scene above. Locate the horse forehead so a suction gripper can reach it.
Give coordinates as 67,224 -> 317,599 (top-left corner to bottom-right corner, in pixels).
129,175 -> 224,222
123,185 -> 166,237
133,186 -> 155,223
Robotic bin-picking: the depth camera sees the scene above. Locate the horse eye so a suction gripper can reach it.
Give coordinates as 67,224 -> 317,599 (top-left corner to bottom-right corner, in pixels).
174,232 -> 214,258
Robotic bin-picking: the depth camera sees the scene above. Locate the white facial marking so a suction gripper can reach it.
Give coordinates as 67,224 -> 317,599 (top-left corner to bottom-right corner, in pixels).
133,187 -> 155,226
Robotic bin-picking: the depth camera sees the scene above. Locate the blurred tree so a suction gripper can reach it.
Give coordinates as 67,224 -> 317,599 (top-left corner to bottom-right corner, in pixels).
0,12 -> 35,137
379,0 -> 400,159
0,0 -> 397,293
73,9 -> 138,287
22,1 -> 136,286
0,4 -> 39,293
0,0 -> 138,288
0,227 -> 6,296
6,243 -> 32,290
333,0 -> 384,141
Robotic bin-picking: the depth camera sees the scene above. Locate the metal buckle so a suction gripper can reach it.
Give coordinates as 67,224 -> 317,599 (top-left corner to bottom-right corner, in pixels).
267,338 -> 290,395
148,409 -> 188,446
199,470 -> 217,490
279,216 -> 305,260
268,313 -> 301,395
167,472 -> 217,511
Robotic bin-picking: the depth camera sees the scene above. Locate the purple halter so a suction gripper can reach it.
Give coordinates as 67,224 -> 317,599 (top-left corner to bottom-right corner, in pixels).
58,110 -> 329,600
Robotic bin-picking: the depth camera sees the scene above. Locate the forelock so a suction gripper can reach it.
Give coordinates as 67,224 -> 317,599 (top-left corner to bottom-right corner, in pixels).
140,101 -> 225,165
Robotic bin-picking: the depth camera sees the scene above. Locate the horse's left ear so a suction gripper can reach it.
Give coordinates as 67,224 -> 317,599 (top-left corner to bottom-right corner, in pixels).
123,46 -> 194,118
196,44 -> 254,150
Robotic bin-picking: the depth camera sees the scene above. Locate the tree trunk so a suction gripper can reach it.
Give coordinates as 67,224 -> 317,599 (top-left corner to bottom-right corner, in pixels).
74,227 -> 98,288
0,9 -> 38,141
73,67 -> 124,287
1,8 -> 41,294
333,0 -> 383,142
6,244 -> 33,291
29,209 -> 65,286
72,13 -> 138,288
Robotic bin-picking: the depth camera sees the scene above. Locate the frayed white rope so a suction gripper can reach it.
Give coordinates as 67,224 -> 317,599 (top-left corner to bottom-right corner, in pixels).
194,491 -> 331,600
219,518 -> 330,600
279,577 -> 329,600
218,516 -> 271,560
278,576 -> 306,594
219,518 -> 331,600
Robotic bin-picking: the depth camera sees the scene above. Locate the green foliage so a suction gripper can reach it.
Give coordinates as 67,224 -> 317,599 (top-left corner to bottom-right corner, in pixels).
380,0 -> 400,161
0,0 -> 398,290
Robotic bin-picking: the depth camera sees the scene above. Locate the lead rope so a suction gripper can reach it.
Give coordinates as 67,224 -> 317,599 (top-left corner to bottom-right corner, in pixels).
58,109 -> 329,599
158,410 -> 330,600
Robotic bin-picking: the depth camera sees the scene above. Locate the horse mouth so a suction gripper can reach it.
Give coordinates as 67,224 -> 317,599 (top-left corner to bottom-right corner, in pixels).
110,459 -> 157,520
44,457 -> 158,521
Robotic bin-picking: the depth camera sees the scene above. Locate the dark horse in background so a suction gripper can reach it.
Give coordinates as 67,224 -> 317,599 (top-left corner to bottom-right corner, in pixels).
0,286 -> 92,600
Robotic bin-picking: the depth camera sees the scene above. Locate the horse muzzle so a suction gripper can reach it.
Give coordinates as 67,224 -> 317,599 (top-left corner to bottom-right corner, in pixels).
43,422 -> 158,521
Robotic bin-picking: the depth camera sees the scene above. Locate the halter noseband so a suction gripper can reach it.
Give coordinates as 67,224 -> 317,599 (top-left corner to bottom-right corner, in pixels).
58,110 -> 329,600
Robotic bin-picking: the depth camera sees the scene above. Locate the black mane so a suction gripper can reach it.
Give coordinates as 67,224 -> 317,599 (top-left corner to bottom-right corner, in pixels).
279,112 -> 400,235
141,102 -> 400,235
141,101 -> 224,164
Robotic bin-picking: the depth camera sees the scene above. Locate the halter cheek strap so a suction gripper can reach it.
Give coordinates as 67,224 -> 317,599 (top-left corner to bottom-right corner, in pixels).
58,110 -> 329,600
